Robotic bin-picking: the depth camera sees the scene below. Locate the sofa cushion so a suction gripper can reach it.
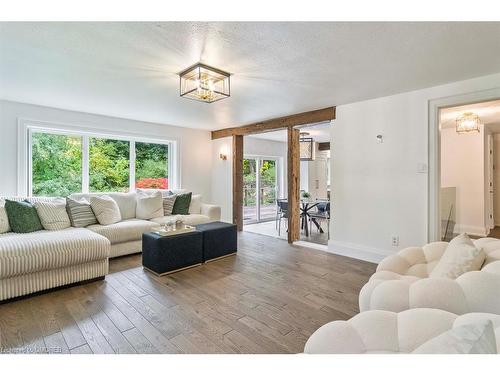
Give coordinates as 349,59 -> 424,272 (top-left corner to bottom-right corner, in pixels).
0,200 -> 10,234
87,219 -> 157,244
413,320 -> 497,354
90,195 -> 122,225
136,191 -> 163,220
66,197 -> 98,227
34,199 -> 71,231
189,194 -> 202,214
172,192 -> 192,215
0,227 -> 109,279
150,214 -> 211,227
430,233 -> 485,279
5,200 -> 44,233
70,192 -> 137,220
162,195 -> 176,216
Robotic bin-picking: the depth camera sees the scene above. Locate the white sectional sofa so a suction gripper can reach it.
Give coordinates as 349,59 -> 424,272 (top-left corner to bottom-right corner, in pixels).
0,191 -> 220,301
305,236 -> 500,354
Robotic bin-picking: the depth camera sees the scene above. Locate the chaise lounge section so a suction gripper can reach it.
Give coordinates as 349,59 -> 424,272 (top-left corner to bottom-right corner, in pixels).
0,190 -> 221,301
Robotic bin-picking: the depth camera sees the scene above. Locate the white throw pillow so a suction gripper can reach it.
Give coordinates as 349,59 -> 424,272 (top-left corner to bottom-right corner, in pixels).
430,233 -> 486,279
90,195 -> 122,225
162,195 -> 176,216
136,191 -> 164,220
34,199 -> 71,231
189,194 -> 202,214
412,320 -> 497,354
0,199 -> 11,234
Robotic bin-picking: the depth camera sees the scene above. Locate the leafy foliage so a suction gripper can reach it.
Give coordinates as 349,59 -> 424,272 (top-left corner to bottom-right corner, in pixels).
32,133 -> 170,196
32,133 -> 82,197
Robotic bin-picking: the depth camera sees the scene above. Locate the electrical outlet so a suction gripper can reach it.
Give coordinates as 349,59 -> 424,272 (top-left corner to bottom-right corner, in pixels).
391,235 -> 399,247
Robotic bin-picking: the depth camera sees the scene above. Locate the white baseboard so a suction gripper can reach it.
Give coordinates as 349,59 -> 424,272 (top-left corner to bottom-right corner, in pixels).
453,224 -> 488,237
327,240 -> 393,264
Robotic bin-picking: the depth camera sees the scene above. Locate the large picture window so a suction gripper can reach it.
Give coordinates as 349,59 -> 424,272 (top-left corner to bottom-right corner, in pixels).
27,126 -> 174,196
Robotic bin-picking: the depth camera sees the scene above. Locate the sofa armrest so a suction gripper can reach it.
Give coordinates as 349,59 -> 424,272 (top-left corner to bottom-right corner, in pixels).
200,203 -> 221,221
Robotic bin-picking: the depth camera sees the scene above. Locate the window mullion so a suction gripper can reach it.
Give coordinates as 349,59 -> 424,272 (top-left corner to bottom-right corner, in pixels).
82,136 -> 89,193
130,140 -> 136,191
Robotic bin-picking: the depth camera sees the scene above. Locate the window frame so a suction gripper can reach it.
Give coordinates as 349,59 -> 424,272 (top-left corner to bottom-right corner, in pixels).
19,119 -> 178,196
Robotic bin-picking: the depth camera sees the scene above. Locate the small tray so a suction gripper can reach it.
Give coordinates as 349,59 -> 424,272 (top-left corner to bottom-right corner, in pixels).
152,225 -> 195,237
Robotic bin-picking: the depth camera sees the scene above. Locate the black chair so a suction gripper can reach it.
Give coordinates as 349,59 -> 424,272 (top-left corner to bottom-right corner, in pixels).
276,199 -> 288,236
308,201 -> 330,237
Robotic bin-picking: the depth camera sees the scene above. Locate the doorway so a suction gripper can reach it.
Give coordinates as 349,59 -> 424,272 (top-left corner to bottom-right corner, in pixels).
438,98 -> 500,240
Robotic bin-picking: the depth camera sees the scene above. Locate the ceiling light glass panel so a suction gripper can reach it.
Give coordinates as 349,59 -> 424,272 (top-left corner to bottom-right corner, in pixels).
456,112 -> 481,134
179,63 -> 230,103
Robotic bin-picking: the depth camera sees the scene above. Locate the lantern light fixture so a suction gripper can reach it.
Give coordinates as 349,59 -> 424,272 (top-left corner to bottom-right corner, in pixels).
179,63 -> 230,103
456,112 -> 481,134
299,132 -> 315,161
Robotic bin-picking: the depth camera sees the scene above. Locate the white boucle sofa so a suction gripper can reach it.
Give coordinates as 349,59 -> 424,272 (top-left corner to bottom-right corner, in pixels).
359,237 -> 500,314
304,237 -> 500,354
304,308 -> 500,354
0,191 -> 220,301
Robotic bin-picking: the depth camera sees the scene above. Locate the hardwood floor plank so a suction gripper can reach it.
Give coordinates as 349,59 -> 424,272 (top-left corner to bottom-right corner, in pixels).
64,299 -> 115,354
0,232 -> 376,354
70,344 -> 93,354
44,332 -> 70,354
122,328 -> 159,354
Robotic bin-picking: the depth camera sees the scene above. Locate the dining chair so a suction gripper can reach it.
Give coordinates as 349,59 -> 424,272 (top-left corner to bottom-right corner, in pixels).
308,201 -> 330,237
276,199 -> 288,236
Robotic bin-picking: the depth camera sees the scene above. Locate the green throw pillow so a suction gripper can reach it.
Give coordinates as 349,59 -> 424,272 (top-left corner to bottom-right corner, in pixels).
171,192 -> 192,215
5,200 -> 44,233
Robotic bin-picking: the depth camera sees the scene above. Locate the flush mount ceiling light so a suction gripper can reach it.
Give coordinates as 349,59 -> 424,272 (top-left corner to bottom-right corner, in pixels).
456,112 -> 481,134
300,132 -> 315,161
179,63 -> 230,103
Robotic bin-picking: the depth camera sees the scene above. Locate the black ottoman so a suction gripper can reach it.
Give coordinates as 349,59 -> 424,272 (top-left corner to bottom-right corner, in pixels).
142,231 -> 203,275
195,221 -> 237,262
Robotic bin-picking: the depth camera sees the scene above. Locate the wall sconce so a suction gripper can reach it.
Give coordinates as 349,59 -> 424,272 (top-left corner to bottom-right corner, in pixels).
219,153 -> 228,161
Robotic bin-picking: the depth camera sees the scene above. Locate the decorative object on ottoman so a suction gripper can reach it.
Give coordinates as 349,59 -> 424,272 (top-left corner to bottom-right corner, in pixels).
142,231 -> 203,275
195,221 -> 237,262
4,199 -> 43,233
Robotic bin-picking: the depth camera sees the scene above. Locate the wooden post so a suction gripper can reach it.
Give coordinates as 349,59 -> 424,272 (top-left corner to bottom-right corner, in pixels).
287,127 -> 300,243
232,135 -> 244,231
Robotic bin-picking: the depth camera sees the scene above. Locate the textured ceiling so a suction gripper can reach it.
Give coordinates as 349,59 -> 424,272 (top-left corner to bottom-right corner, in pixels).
1,22 -> 500,130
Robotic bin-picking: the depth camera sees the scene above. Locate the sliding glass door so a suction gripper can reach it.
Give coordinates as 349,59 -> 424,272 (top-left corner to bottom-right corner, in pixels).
243,156 -> 280,224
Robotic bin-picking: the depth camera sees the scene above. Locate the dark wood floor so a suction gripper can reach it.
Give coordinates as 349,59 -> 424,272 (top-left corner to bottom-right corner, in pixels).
0,232 -> 376,354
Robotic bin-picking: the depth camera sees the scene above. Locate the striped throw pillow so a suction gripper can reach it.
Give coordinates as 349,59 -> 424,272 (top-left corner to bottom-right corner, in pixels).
0,199 -> 10,234
90,195 -> 122,225
35,199 -> 72,231
162,195 -> 176,216
66,197 -> 98,228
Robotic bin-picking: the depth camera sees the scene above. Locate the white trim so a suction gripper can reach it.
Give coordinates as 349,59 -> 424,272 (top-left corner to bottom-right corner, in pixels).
129,140 -> 136,191
428,88 -> 500,242
294,240 -> 328,252
327,240 -> 392,264
18,118 -> 179,196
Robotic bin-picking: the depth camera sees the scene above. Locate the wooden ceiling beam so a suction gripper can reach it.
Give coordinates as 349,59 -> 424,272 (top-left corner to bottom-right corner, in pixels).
211,106 -> 335,140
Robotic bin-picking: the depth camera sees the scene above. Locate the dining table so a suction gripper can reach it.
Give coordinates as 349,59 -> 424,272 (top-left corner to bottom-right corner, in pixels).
300,199 -> 324,237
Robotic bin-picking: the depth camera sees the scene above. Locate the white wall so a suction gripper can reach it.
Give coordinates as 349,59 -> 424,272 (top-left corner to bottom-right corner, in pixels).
440,125 -> 486,236
330,72 -> 500,263
0,100 -> 213,201
493,134 -> 500,226
211,137 -> 233,222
